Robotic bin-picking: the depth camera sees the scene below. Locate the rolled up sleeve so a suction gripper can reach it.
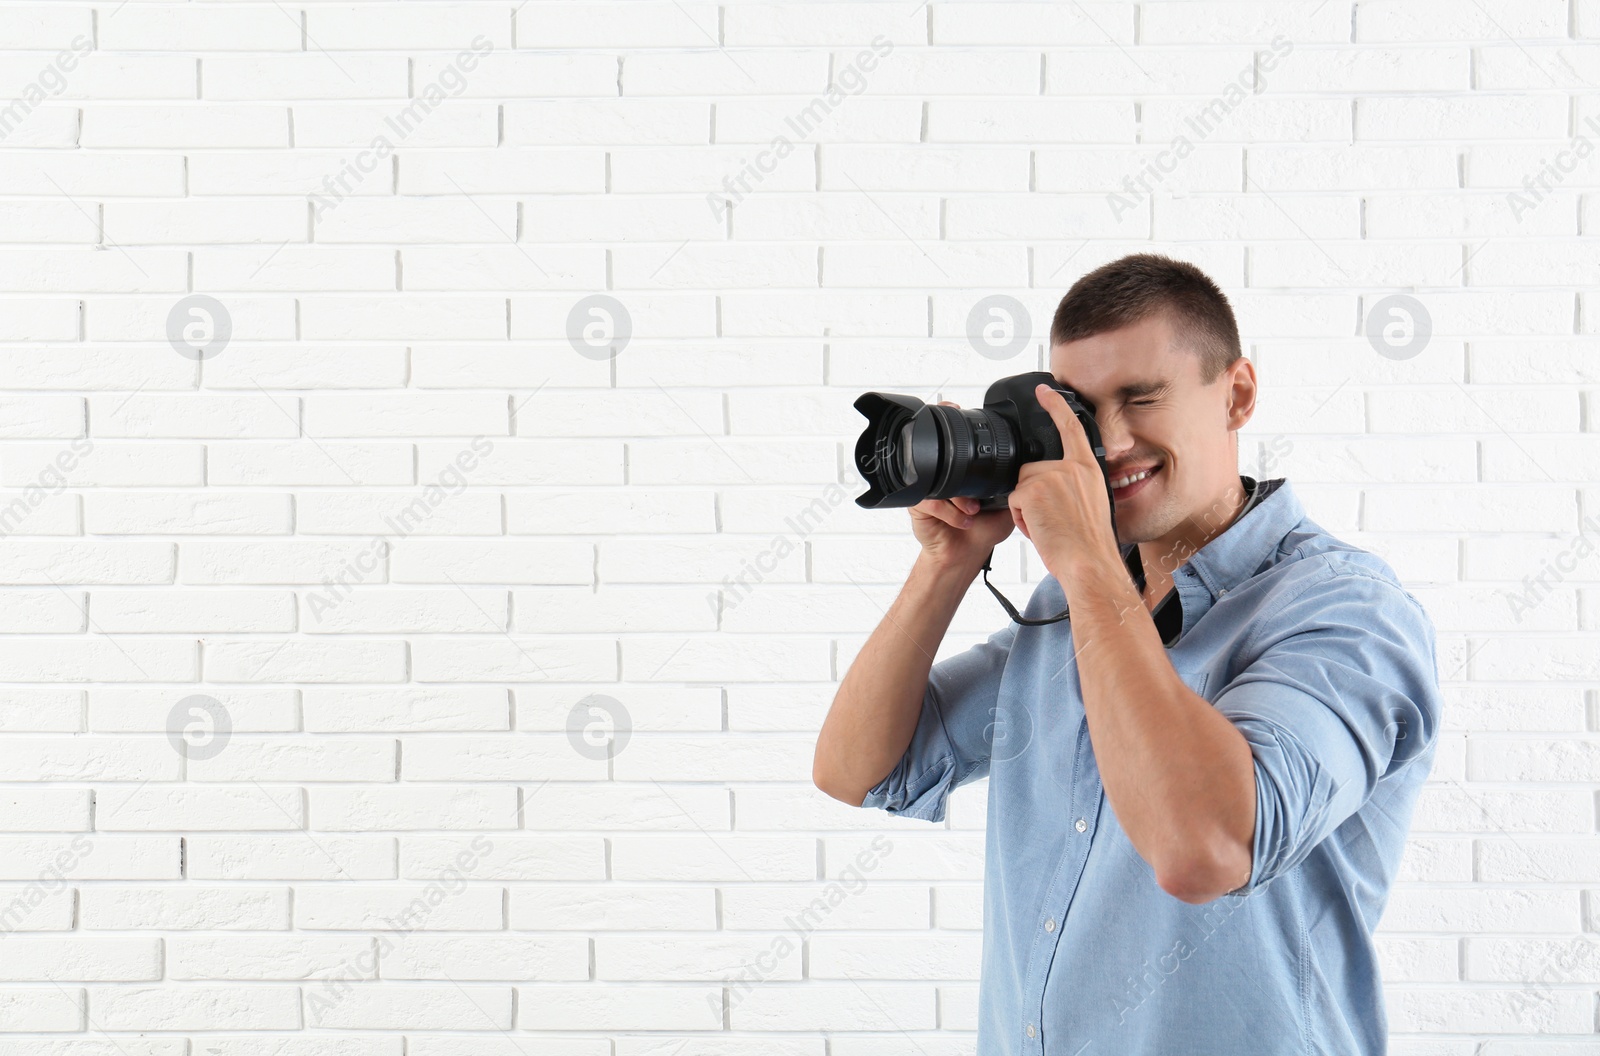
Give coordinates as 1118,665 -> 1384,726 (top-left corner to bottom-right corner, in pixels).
1212,561 -> 1442,894
857,619 -> 1019,824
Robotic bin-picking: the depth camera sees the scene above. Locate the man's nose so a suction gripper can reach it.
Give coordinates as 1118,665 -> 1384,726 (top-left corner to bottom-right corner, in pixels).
1093,409 -> 1133,460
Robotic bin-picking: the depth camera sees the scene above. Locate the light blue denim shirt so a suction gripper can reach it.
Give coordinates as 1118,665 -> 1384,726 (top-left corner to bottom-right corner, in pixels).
859,476 -> 1443,1056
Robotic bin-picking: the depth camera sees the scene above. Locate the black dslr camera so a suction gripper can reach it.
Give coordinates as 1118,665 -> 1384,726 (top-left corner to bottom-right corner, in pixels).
853,371 -> 1116,513
851,371 -> 1139,625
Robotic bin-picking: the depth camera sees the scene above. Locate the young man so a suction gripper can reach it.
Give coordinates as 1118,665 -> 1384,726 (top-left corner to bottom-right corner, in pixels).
813,253 -> 1443,1055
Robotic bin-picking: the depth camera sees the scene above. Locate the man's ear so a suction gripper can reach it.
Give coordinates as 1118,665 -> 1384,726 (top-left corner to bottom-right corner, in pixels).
1224,357 -> 1257,432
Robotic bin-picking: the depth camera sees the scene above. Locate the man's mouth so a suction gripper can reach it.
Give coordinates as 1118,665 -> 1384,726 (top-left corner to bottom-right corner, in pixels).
1109,462 -> 1162,501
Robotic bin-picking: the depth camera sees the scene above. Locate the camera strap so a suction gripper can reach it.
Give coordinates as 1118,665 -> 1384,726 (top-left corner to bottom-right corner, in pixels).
979,541 -> 1146,626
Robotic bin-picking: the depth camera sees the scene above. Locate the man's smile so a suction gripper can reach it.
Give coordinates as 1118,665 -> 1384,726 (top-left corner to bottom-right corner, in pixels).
1111,461 -> 1163,501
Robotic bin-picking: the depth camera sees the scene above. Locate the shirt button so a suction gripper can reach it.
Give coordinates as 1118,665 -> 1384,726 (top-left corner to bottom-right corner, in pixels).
1027,1024 -> 1037,1038
1044,918 -> 1056,932
1075,818 -> 1087,832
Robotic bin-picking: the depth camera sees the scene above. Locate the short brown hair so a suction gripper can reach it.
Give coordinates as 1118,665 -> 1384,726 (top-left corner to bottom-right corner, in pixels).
1050,253 -> 1241,384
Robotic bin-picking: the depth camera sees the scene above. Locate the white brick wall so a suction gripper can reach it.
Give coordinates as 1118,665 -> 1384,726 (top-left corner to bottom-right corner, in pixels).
0,0 -> 1593,1051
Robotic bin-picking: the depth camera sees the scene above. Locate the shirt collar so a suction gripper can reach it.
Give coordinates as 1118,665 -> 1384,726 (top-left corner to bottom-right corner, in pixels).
1183,475 -> 1301,601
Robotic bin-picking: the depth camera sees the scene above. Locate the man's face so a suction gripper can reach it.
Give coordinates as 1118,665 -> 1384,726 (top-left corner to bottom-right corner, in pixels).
1050,311 -> 1251,547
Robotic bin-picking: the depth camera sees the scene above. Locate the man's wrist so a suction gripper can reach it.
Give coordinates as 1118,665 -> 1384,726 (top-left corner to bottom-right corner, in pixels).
913,547 -> 985,586
1051,545 -> 1135,599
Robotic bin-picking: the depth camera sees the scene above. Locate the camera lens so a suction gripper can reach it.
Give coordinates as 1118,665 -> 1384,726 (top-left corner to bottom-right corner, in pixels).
852,386 -> 1026,508
896,420 -> 917,485
926,406 -> 1016,501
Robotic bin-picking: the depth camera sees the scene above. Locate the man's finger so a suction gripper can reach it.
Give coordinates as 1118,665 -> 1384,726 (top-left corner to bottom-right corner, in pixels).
1036,383 -> 1095,465
915,497 -> 973,528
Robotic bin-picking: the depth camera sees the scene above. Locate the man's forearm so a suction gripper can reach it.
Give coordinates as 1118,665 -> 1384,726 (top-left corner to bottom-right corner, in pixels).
813,552 -> 978,805
1060,554 -> 1256,903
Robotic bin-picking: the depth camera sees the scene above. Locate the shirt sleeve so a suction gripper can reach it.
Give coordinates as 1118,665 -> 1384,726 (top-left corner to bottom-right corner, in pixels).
1211,560 -> 1442,894
856,618 -> 1021,824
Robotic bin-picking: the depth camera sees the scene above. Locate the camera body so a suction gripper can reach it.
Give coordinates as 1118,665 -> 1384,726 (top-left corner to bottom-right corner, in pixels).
853,371 -> 1114,512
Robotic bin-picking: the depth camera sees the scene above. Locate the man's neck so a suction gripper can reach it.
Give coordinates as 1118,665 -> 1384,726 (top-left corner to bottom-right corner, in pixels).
1133,477 -> 1253,596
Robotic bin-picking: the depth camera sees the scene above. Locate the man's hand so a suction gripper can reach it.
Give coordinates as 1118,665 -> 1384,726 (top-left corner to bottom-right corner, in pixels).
906,401 -> 1016,572
1007,383 -> 1122,582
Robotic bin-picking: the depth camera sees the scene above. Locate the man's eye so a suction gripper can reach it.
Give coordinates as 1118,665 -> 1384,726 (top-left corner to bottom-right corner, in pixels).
1129,398 -> 1158,406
